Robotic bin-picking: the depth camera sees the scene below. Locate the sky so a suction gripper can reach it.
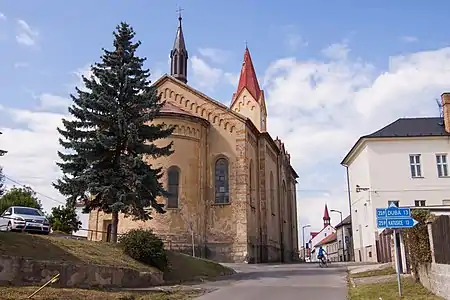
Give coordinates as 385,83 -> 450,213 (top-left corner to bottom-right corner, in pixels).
2,1 -> 450,244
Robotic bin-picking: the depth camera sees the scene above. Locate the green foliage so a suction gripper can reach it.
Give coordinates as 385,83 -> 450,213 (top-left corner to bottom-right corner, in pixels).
118,228 -> 168,270
0,167 -> 5,198
53,22 -> 175,241
47,205 -> 82,234
403,209 -> 431,281
0,186 -> 42,214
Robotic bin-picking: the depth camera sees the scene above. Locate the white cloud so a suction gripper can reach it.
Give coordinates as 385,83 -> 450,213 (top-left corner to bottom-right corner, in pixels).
0,12 -> 6,21
264,45 -> 450,231
190,56 -> 224,91
15,19 -> 39,46
198,48 -> 230,64
321,42 -> 350,60
38,93 -> 70,110
3,44 -> 450,237
281,25 -> 308,52
401,36 -> 418,43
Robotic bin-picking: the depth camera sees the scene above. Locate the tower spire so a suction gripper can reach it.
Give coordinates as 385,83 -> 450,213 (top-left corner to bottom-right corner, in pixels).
323,204 -> 331,227
234,47 -> 261,102
170,7 -> 188,84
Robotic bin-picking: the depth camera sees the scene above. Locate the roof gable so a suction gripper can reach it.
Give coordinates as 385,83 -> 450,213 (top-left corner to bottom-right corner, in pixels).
341,117 -> 450,165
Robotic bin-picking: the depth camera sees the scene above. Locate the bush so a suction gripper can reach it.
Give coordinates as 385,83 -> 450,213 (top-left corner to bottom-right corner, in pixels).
118,229 -> 168,270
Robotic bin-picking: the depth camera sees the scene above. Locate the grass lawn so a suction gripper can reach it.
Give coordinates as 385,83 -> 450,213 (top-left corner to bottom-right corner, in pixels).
349,278 -> 442,299
0,232 -> 234,284
352,267 -> 396,278
0,232 -> 156,272
0,286 -> 205,300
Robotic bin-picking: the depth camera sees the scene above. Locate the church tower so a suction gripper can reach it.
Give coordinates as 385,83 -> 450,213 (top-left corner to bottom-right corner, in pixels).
323,204 -> 331,227
230,47 -> 267,132
170,11 -> 188,84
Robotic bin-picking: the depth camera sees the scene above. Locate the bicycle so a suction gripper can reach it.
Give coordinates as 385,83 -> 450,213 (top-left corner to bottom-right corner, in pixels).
318,256 -> 328,268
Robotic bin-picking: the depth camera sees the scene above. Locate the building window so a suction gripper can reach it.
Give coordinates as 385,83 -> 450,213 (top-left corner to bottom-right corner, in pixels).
215,158 -> 230,204
388,200 -> 399,207
414,200 -> 426,207
436,154 -> 449,177
409,154 -> 422,178
167,166 -> 180,208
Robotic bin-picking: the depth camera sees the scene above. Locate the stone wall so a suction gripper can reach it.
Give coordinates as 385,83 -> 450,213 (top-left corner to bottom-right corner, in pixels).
0,255 -> 163,288
418,263 -> 450,299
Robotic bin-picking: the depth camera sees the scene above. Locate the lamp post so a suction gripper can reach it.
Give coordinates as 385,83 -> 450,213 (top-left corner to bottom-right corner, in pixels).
331,209 -> 344,262
302,224 -> 311,261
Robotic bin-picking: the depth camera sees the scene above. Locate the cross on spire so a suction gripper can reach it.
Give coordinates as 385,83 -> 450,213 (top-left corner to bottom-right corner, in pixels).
245,40 -> 248,49
176,6 -> 184,20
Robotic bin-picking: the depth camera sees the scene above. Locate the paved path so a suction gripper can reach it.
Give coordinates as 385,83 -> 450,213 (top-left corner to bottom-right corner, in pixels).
194,263 -> 348,300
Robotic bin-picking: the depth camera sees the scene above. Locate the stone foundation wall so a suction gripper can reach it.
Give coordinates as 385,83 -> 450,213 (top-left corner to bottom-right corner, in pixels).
0,255 -> 163,288
418,263 -> 450,299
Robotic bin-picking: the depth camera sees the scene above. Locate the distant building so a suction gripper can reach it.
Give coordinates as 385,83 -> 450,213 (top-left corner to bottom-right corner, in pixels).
335,215 -> 353,262
308,205 -> 336,262
341,92 -> 450,264
316,232 -> 338,262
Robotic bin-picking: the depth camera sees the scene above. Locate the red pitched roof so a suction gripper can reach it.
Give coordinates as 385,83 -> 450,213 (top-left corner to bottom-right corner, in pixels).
316,232 -> 337,247
310,232 -> 319,239
235,47 -> 261,101
323,204 -> 330,220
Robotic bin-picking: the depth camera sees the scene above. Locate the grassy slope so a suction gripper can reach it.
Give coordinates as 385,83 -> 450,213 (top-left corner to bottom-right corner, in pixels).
0,232 -> 156,272
0,232 -> 235,283
164,251 -> 235,283
351,266 -> 396,278
349,278 -> 442,300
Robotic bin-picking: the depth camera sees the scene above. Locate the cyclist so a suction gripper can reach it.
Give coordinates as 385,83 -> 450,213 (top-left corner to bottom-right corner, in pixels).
317,246 -> 327,263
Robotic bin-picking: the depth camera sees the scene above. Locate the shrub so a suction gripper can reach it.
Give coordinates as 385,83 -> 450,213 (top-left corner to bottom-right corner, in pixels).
118,229 -> 168,270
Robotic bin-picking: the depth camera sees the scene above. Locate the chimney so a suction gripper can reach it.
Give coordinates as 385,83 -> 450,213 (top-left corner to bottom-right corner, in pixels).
442,93 -> 450,132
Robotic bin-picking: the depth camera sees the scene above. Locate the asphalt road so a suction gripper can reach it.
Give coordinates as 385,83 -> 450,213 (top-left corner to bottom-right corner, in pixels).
195,263 -> 348,300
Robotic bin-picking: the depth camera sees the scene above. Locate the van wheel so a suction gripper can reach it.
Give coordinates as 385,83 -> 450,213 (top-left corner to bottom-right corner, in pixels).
6,222 -> 12,232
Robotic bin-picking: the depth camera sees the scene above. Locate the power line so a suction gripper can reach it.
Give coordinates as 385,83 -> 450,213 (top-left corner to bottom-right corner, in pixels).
3,175 -> 65,205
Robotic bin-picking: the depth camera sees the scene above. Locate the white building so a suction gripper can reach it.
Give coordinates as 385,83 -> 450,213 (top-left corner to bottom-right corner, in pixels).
73,205 -> 89,238
341,92 -> 450,268
307,205 -> 336,262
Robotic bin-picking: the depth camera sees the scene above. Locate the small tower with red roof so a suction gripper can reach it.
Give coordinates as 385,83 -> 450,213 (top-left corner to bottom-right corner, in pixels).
323,204 -> 331,227
230,46 -> 267,132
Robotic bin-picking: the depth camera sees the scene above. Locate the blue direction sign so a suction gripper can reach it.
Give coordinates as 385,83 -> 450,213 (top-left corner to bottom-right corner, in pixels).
376,203 -> 418,229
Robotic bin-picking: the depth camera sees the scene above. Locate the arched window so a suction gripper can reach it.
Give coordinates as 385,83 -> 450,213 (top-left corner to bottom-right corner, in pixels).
167,166 -> 180,208
282,180 -> 287,217
215,158 -> 229,204
270,172 -> 275,214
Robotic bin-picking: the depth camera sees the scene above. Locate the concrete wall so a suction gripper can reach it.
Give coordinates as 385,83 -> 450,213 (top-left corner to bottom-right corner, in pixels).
0,255 -> 163,288
418,263 -> 450,299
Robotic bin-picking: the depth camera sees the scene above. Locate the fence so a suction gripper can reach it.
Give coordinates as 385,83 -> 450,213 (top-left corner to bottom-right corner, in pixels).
431,215 -> 450,264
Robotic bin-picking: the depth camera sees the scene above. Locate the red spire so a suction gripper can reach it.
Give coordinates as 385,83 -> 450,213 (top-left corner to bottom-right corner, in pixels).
235,47 -> 261,101
323,204 -> 330,227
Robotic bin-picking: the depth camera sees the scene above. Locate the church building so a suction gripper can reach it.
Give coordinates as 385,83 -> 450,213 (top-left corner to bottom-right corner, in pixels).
88,14 -> 299,263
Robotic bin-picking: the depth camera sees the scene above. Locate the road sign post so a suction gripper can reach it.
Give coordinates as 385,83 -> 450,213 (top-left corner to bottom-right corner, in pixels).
376,203 -> 419,297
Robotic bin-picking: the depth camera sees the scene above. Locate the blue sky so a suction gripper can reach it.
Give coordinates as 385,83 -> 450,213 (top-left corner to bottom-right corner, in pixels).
2,1 -> 450,238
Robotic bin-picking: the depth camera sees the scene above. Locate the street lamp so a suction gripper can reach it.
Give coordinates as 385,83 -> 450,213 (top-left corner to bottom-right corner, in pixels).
302,224 -> 311,261
331,209 -> 345,262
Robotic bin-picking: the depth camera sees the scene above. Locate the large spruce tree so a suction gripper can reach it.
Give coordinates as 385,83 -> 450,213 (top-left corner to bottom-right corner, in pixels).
54,23 -> 175,242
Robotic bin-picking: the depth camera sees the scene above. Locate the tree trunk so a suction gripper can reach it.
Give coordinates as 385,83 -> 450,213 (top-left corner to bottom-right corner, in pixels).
110,211 -> 119,243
